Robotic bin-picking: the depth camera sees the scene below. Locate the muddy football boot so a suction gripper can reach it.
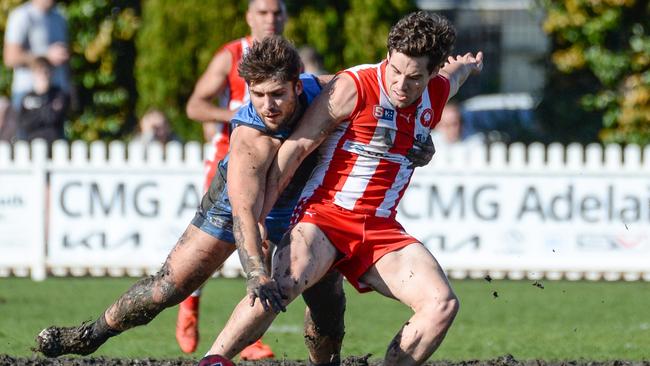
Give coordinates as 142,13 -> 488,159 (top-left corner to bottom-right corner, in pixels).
36,322 -> 108,357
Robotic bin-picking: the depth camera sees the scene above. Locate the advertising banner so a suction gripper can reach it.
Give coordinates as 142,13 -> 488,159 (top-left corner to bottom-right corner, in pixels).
48,169 -> 204,270
0,171 -> 44,271
398,170 -> 650,276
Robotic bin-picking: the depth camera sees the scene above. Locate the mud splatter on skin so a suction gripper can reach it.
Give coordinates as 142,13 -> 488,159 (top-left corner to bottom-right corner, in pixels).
106,261 -> 181,330
302,272 -> 346,364
385,328 -> 404,361
106,225 -> 226,330
233,216 -> 267,276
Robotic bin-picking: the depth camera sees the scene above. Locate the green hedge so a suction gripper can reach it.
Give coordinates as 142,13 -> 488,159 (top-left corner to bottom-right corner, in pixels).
540,0 -> 650,144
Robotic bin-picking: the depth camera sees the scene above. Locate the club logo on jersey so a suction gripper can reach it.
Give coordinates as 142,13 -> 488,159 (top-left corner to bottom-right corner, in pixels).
373,105 -> 395,121
420,108 -> 434,127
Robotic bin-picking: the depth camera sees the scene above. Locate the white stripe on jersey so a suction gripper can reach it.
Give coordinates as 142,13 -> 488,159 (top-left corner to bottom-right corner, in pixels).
296,123 -> 349,203
333,153 -> 380,211
376,162 -> 412,217
206,122 -> 229,160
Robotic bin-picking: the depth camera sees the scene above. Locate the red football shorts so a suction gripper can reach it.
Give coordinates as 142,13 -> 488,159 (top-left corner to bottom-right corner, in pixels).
294,201 -> 419,293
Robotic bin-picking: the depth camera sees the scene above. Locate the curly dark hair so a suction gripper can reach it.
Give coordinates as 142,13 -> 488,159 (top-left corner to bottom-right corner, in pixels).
238,36 -> 301,85
387,11 -> 456,73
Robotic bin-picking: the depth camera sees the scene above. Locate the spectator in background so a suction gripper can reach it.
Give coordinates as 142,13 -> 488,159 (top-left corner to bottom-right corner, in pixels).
0,96 -> 17,142
132,108 -> 178,145
3,0 -> 70,110
431,102 -> 484,149
298,46 -> 327,75
16,57 -> 68,144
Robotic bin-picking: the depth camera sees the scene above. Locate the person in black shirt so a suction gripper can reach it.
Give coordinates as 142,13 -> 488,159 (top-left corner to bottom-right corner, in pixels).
17,56 -> 68,143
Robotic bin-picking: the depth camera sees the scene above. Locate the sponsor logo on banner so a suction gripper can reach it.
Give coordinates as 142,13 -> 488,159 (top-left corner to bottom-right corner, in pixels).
576,233 -> 649,251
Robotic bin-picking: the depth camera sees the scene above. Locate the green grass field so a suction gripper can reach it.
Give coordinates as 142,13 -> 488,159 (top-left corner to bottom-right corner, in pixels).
0,277 -> 648,361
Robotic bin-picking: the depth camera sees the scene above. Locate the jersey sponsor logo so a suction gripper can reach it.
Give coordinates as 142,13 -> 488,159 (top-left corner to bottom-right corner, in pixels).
373,105 -> 395,121
420,108 -> 434,127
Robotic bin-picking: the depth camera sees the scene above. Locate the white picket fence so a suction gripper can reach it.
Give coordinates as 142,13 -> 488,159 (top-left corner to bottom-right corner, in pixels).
1,139 -> 649,281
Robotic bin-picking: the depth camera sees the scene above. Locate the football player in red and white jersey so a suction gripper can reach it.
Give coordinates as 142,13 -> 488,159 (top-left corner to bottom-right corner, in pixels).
182,0 -> 287,357
207,11 -> 483,366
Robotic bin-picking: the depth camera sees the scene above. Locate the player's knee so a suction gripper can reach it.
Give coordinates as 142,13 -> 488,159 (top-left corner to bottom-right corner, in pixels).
417,292 -> 459,329
276,275 -> 306,302
432,294 -> 459,327
148,270 -> 186,307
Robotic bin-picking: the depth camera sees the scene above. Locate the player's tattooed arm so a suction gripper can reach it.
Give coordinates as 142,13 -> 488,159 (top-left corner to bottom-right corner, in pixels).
232,216 -> 265,272
234,215 -> 286,313
228,126 -> 286,313
261,73 -> 358,218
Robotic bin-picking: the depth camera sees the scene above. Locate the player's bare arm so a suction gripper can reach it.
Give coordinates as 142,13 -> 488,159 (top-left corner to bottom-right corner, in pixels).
261,73 -> 358,216
186,50 -> 237,123
227,125 -> 285,313
439,51 -> 484,101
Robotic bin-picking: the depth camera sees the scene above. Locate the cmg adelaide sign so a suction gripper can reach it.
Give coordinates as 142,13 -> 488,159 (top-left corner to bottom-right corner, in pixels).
48,170 -> 203,269
398,170 -> 650,276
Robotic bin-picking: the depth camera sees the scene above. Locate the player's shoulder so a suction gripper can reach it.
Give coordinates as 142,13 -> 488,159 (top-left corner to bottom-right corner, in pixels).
299,73 -> 323,103
429,73 -> 450,88
344,63 -> 380,80
221,37 -> 247,54
427,73 -> 451,100
231,102 -> 259,125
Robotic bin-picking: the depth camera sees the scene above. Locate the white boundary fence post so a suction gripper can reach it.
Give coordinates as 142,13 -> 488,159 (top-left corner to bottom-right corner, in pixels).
399,141 -> 650,282
0,140 -> 46,280
2,140 -> 649,281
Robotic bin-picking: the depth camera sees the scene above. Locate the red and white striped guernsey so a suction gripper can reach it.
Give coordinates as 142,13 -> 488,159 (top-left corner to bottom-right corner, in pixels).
204,37 -> 252,189
298,60 -> 450,218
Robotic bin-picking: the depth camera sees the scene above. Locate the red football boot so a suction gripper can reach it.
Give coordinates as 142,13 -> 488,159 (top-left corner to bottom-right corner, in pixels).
176,295 -> 199,353
239,339 -> 275,360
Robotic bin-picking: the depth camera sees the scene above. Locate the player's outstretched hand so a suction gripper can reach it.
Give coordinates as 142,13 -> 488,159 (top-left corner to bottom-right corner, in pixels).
447,51 -> 484,75
407,134 -> 435,168
246,271 -> 286,313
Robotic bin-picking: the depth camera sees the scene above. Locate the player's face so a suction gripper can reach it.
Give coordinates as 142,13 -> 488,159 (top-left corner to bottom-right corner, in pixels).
249,78 -> 303,132
247,0 -> 287,41
385,51 -> 436,108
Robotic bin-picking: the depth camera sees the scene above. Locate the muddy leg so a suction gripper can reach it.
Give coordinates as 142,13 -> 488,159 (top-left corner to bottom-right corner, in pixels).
302,271 -> 346,365
36,225 -> 234,357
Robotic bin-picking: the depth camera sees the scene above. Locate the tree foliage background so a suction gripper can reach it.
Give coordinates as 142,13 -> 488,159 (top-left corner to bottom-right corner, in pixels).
541,0 -> 650,144
0,0 -> 140,141
1,0 -> 417,143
